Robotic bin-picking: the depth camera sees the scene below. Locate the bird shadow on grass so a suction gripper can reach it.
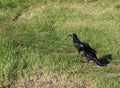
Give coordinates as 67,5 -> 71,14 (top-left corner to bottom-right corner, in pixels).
99,54 -> 112,66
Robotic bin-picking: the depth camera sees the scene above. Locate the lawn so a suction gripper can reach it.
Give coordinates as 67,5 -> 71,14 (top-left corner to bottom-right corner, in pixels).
0,0 -> 120,88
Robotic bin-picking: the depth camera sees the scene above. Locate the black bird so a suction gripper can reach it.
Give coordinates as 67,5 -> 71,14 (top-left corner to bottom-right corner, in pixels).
81,42 -> 103,66
68,34 -> 84,54
69,33 -> 103,66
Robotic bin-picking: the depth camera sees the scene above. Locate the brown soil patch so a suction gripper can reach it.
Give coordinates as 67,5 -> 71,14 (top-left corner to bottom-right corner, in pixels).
105,73 -> 120,77
108,64 -> 120,68
66,52 -> 77,55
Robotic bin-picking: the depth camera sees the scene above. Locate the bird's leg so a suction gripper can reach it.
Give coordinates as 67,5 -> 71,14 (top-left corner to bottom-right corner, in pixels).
78,50 -> 80,54
77,50 -> 83,62
77,53 -> 79,61
77,50 -> 80,57
81,52 -> 84,57
77,50 -> 81,58
87,59 -> 90,64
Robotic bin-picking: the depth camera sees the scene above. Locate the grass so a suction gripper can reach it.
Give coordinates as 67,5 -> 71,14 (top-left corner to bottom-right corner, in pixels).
0,0 -> 120,88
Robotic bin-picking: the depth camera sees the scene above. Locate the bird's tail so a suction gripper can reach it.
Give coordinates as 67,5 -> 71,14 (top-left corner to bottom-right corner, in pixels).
93,57 -> 103,66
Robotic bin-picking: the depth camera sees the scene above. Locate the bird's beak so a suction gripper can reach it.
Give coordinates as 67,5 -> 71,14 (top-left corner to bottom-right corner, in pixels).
67,34 -> 72,37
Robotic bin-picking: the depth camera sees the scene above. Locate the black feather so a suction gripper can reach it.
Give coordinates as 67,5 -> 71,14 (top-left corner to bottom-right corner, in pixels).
70,33 -> 103,66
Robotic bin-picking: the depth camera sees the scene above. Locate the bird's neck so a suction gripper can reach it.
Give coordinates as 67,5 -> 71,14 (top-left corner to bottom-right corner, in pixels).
73,36 -> 81,43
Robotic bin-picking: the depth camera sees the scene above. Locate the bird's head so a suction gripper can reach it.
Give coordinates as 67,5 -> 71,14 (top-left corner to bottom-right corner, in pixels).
67,33 -> 77,37
72,33 -> 77,37
68,34 -> 72,37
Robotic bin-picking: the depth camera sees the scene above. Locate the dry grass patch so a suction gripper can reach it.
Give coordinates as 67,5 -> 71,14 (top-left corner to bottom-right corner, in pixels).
105,73 -> 120,77
12,68 -> 97,88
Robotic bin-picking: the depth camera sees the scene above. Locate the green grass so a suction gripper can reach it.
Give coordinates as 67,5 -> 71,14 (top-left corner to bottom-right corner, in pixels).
0,0 -> 120,88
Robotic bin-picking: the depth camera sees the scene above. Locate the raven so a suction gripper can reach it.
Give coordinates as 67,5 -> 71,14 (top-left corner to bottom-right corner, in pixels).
69,33 -> 103,66
68,34 -> 84,54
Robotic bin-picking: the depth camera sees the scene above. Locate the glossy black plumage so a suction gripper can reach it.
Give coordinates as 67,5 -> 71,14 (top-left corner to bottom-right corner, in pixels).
69,34 -> 84,54
69,33 -> 103,66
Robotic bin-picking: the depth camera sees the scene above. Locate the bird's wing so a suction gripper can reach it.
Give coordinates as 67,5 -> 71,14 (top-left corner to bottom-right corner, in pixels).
82,42 -> 97,53
89,47 -> 97,53
92,57 -> 102,66
79,44 -> 84,48
85,51 -> 102,66
81,42 -> 89,47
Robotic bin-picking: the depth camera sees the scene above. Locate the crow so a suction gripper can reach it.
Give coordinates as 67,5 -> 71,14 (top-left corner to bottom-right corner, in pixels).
68,34 -> 84,54
69,33 -> 103,66
81,42 -> 103,66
